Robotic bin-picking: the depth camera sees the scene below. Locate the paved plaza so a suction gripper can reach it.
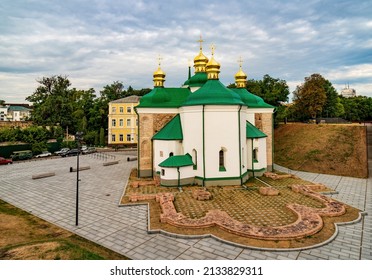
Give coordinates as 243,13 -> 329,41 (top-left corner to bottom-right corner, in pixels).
0,152 -> 371,260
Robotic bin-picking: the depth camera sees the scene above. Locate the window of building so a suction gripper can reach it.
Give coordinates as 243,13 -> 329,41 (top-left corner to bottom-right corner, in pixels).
126,134 -> 131,141
219,149 -> 226,171
111,134 -> 116,142
119,107 -> 123,113
253,148 -> 258,162
127,107 -> 132,113
126,119 -> 131,126
119,134 -> 123,141
192,149 -> 197,170
112,107 -> 116,113
161,169 -> 165,176
169,152 -> 174,157
119,119 -> 123,126
160,151 -> 163,157
112,119 -> 116,127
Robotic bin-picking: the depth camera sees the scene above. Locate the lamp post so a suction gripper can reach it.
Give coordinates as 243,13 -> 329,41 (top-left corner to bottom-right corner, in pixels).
75,132 -> 83,226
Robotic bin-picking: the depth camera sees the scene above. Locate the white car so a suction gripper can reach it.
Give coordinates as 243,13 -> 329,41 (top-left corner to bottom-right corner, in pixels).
35,151 -> 52,158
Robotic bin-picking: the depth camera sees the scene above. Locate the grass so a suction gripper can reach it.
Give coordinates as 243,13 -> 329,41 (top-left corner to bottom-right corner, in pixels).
0,199 -> 130,260
274,123 -> 367,178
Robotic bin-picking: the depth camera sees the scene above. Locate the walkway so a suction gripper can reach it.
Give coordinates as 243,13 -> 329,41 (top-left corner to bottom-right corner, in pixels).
0,153 -> 370,260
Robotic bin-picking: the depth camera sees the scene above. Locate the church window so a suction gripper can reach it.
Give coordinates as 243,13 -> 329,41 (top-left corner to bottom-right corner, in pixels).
192,149 -> 197,170
161,169 -> 165,176
253,148 -> 258,162
169,152 -> 174,157
160,151 -> 163,157
219,149 -> 226,171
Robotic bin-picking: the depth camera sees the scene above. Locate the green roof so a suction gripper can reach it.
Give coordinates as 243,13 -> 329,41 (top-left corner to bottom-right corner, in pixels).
8,106 -> 31,111
159,153 -> 194,168
232,88 -> 275,109
246,121 -> 267,139
183,72 -> 208,87
182,80 -> 244,106
136,87 -> 190,108
152,114 -> 183,140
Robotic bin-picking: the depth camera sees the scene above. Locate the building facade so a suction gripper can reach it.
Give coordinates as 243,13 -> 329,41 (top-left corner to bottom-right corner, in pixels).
108,95 -> 141,146
135,42 -> 275,187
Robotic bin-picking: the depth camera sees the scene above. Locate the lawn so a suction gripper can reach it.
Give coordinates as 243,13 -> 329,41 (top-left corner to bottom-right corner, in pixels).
0,199 -> 129,260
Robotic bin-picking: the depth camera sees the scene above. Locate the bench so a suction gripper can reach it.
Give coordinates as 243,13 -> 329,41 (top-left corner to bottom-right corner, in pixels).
32,172 -> 56,180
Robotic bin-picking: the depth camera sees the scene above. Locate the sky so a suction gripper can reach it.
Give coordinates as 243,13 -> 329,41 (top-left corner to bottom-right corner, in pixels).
1,0 -> 371,103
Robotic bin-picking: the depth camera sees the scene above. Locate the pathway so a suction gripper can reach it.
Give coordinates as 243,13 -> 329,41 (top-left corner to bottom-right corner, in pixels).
0,153 -> 370,259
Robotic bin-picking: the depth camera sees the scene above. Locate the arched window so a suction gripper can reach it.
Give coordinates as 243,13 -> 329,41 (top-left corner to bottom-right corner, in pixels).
253,148 -> 258,162
192,149 -> 197,170
169,152 -> 174,157
219,149 -> 226,171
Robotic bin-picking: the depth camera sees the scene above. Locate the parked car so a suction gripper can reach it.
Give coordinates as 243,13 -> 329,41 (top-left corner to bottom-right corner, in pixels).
54,148 -> 70,156
0,157 -> 12,165
60,149 -> 80,157
35,151 -> 52,158
82,147 -> 96,154
11,150 -> 33,161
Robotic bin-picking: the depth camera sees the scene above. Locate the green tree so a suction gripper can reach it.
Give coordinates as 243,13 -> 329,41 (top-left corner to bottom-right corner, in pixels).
321,80 -> 341,117
99,127 -> 105,146
293,74 -> 327,119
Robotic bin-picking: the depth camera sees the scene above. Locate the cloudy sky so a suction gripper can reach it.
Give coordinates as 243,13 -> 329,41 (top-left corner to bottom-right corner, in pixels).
1,0 -> 371,103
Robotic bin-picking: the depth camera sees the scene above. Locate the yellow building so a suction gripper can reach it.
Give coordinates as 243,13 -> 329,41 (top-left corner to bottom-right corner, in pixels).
108,95 -> 141,147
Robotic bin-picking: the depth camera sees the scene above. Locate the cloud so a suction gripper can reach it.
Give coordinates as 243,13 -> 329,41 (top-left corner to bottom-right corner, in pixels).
0,0 -> 371,103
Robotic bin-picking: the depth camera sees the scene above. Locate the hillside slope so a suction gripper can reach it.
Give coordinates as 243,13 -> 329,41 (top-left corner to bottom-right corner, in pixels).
274,123 -> 367,178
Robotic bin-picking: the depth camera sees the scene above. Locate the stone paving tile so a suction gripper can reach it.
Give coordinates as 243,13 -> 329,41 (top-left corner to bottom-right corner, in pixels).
0,159 -> 370,260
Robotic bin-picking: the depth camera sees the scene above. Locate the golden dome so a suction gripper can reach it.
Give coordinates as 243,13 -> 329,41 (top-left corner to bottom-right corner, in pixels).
206,45 -> 220,80
153,55 -> 165,87
193,35 -> 209,73
235,58 -> 247,88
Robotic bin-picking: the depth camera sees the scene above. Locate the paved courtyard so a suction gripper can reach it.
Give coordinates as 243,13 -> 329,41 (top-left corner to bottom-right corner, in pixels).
0,152 -> 371,259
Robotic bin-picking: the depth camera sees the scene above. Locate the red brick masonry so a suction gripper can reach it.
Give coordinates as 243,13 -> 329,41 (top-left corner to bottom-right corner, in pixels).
128,184 -> 346,240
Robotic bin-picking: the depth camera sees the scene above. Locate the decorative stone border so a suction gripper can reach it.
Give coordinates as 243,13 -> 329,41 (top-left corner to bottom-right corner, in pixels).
128,184 -> 346,241
263,171 -> 298,180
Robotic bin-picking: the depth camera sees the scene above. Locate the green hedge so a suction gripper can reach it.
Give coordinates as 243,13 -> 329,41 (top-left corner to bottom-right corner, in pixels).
0,142 -> 61,158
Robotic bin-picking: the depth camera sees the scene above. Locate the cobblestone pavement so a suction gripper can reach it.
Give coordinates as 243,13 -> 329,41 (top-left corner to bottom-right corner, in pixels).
0,153 -> 370,260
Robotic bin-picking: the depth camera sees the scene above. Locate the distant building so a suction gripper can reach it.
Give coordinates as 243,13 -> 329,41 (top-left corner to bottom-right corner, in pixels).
108,95 -> 141,146
341,85 -> 356,98
0,106 -> 8,121
7,105 -> 32,121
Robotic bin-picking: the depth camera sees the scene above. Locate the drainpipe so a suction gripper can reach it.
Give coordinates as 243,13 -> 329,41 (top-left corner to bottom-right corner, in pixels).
251,139 -> 255,178
177,167 -> 180,188
202,105 -> 206,187
238,105 -> 242,185
135,107 -> 140,177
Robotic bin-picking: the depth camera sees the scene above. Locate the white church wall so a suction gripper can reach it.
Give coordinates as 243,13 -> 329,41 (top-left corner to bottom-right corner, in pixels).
204,105 -> 241,179
153,140 -> 182,173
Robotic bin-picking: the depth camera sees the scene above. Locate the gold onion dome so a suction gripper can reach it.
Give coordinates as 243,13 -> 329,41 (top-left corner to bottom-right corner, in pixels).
194,35 -> 209,73
206,45 -> 220,80
153,56 -> 165,87
235,61 -> 247,88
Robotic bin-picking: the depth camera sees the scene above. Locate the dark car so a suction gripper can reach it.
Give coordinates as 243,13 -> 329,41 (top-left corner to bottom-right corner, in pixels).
60,149 -> 80,157
54,148 -> 70,156
0,157 -> 12,165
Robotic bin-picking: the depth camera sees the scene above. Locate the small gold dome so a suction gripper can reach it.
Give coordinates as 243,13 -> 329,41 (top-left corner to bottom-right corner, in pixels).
206,45 -> 220,80
235,58 -> 247,88
153,56 -> 166,87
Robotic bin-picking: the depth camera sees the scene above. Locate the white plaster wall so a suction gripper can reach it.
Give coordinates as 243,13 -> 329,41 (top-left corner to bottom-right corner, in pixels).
204,105 -> 243,179
153,140 -> 182,173
180,106 -> 203,177
161,165 -> 193,180
246,137 -> 267,170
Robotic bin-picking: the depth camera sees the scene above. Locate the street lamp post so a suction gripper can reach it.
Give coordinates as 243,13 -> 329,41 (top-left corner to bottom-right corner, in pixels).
75,132 -> 83,226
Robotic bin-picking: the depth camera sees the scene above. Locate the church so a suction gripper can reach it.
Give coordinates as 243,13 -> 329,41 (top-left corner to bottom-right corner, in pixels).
135,39 -> 275,187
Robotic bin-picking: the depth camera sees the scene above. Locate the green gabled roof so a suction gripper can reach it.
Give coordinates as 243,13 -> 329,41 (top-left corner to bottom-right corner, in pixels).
232,88 -> 275,109
159,153 -> 194,168
136,87 -> 190,108
152,114 -> 183,140
182,79 -> 244,106
8,106 -> 31,111
183,72 -> 208,87
246,121 -> 267,139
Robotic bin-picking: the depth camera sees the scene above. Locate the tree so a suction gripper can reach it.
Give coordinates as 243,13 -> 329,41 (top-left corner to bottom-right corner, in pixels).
321,80 -> 341,117
293,74 -> 327,119
0,100 -> 5,106
26,75 -> 76,132
246,74 -> 290,106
